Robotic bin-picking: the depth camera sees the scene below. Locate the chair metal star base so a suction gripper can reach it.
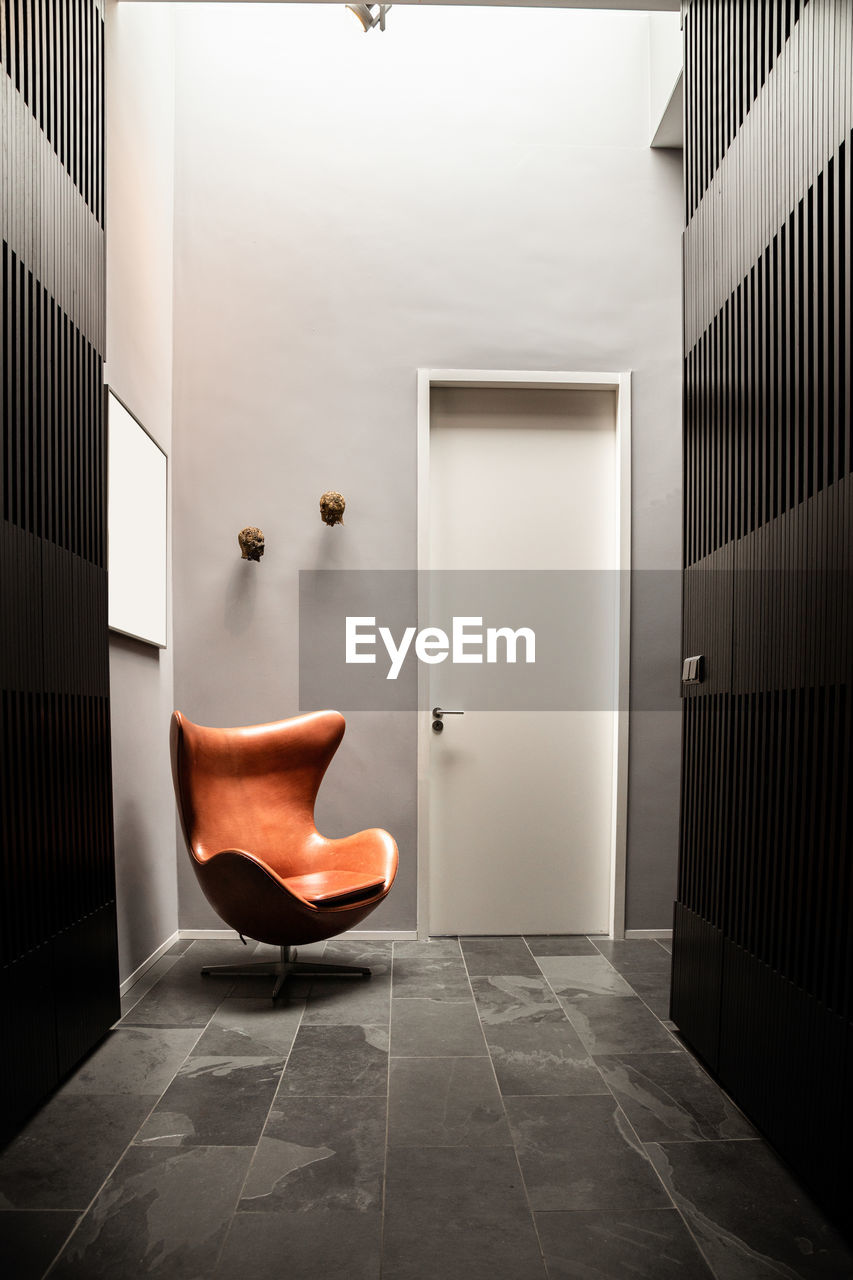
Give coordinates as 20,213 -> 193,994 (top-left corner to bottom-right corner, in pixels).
200,945 -> 371,1001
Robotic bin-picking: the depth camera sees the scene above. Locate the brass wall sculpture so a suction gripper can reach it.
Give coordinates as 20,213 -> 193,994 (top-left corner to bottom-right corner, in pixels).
320,491 -> 345,526
238,527 -> 265,561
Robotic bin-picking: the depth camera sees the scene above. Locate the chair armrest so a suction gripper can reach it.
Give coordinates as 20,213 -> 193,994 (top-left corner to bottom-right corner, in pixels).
310,828 -> 399,884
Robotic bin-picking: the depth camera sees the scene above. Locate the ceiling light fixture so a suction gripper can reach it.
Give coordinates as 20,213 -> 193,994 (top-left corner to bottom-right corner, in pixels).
347,4 -> 391,34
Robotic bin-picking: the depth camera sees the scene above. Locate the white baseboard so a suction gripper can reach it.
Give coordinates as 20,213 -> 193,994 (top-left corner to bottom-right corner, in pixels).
176,928 -> 419,942
177,929 -> 238,940
625,928 -> 673,940
336,930 -> 419,941
119,930 -> 180,996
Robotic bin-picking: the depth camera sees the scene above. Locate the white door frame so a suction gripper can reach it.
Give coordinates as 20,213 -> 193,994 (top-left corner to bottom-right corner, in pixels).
416,368 -> 631,941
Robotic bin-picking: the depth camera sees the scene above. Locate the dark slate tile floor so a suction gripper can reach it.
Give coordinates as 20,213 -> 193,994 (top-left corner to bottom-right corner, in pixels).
1,935 -> 852,1279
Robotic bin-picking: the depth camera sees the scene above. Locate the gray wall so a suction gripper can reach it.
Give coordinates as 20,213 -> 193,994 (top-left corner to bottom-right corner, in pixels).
106,0 -> 179,979
171,2 -> 683,932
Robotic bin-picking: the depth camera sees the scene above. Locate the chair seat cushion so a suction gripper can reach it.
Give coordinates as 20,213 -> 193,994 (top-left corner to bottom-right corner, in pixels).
283,869 -> 387,907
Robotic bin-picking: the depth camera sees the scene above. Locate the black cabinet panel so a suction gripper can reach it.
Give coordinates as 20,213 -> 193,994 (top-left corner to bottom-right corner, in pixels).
718,942 -> 853,1225
0,947 -> 57,1144
0,521 -> 43,691
670,904 -> 722,1073
676,0 -> 853,1236
53,904 -> 120,1079
0,0 -> 113,1139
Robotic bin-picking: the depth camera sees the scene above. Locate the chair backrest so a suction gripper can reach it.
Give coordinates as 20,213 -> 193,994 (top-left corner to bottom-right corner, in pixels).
170,709 -> 345,875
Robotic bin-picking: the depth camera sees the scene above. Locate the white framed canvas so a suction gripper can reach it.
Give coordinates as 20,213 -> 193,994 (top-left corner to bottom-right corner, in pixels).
107,390 -> 168,648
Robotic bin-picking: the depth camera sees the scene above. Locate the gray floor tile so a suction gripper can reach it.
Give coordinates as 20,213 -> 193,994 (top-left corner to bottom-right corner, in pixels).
119,953 -> 234,1028
484,1013 -> 608,1097
216,1210 -> 382,1280
6,932 -> 849,1280
166,937 -> 195,955
592,940 -> 666,964
471,974 -> 566,1025
0,1092 -> 156,1211
597,1052 -> 755,1143
388,1057 -> 511,1147
610,953 -> 673,980
624,971 -> 672,1020
382,1146 -> 547,1280
537,955 -> 635,998
191,995 -> 304,1058
647,1140 -> 853,1280
657,938 -> 673,955
460,937 -> 542,977
525,935 -> 601,956
252,940 -> 327,961
49,1144 -> 253,1278
559,993 -> 680,1056
232,973 -> 314,1001
392,942 -> 471,1000
535,1207 -> 715,1279
240,1096 -> 386,1212
134,1055 -> 283,1148
184,939 -> 305,1002
301,971 -> 391,1025
119,954 -> 181,1018
62,1027 -> 200,1096
391,998 -> 487,1057
505,1094 -> 669,1212
302,940 -> 391,986
395,938 -> 463,958
592,939 -> 673,977
181,939 -> 255,964
323,938 -> 393,968
0,1210 -> 79,1280
279,1024 -> 389,1096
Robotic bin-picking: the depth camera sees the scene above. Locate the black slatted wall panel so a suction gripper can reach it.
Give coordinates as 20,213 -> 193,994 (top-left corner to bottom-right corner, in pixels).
684,0 -> 812,222
0,0 -> 116,1140
0,0 -> 103,223
674,0 -> 853,1232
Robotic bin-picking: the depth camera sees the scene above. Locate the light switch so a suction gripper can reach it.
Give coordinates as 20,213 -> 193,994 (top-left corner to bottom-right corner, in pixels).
682,655 -> 704,684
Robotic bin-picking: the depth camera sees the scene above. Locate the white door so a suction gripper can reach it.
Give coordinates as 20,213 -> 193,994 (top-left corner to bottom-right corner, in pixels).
428,384 -> 619,935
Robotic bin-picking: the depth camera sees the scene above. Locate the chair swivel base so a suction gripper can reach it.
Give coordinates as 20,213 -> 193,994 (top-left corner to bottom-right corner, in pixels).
201,944 -> 371,1001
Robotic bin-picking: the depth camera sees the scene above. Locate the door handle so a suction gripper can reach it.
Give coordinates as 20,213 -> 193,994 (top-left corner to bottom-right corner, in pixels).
432,707 -> 464,734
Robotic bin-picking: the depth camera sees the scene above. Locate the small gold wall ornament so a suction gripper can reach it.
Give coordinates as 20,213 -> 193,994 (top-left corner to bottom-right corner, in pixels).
238,526 -> 265,561
320,491 -> 346,527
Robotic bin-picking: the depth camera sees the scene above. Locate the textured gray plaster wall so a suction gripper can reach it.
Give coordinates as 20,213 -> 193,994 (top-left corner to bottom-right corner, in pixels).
171,3 -> 684,932
106,0 -> 179,979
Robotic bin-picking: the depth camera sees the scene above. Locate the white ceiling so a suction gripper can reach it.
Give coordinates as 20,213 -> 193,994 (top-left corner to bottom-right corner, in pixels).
160,2 -> 682,12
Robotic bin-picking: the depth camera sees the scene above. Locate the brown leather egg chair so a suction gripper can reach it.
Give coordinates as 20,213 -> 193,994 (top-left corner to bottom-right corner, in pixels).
170,709 -> 399,999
